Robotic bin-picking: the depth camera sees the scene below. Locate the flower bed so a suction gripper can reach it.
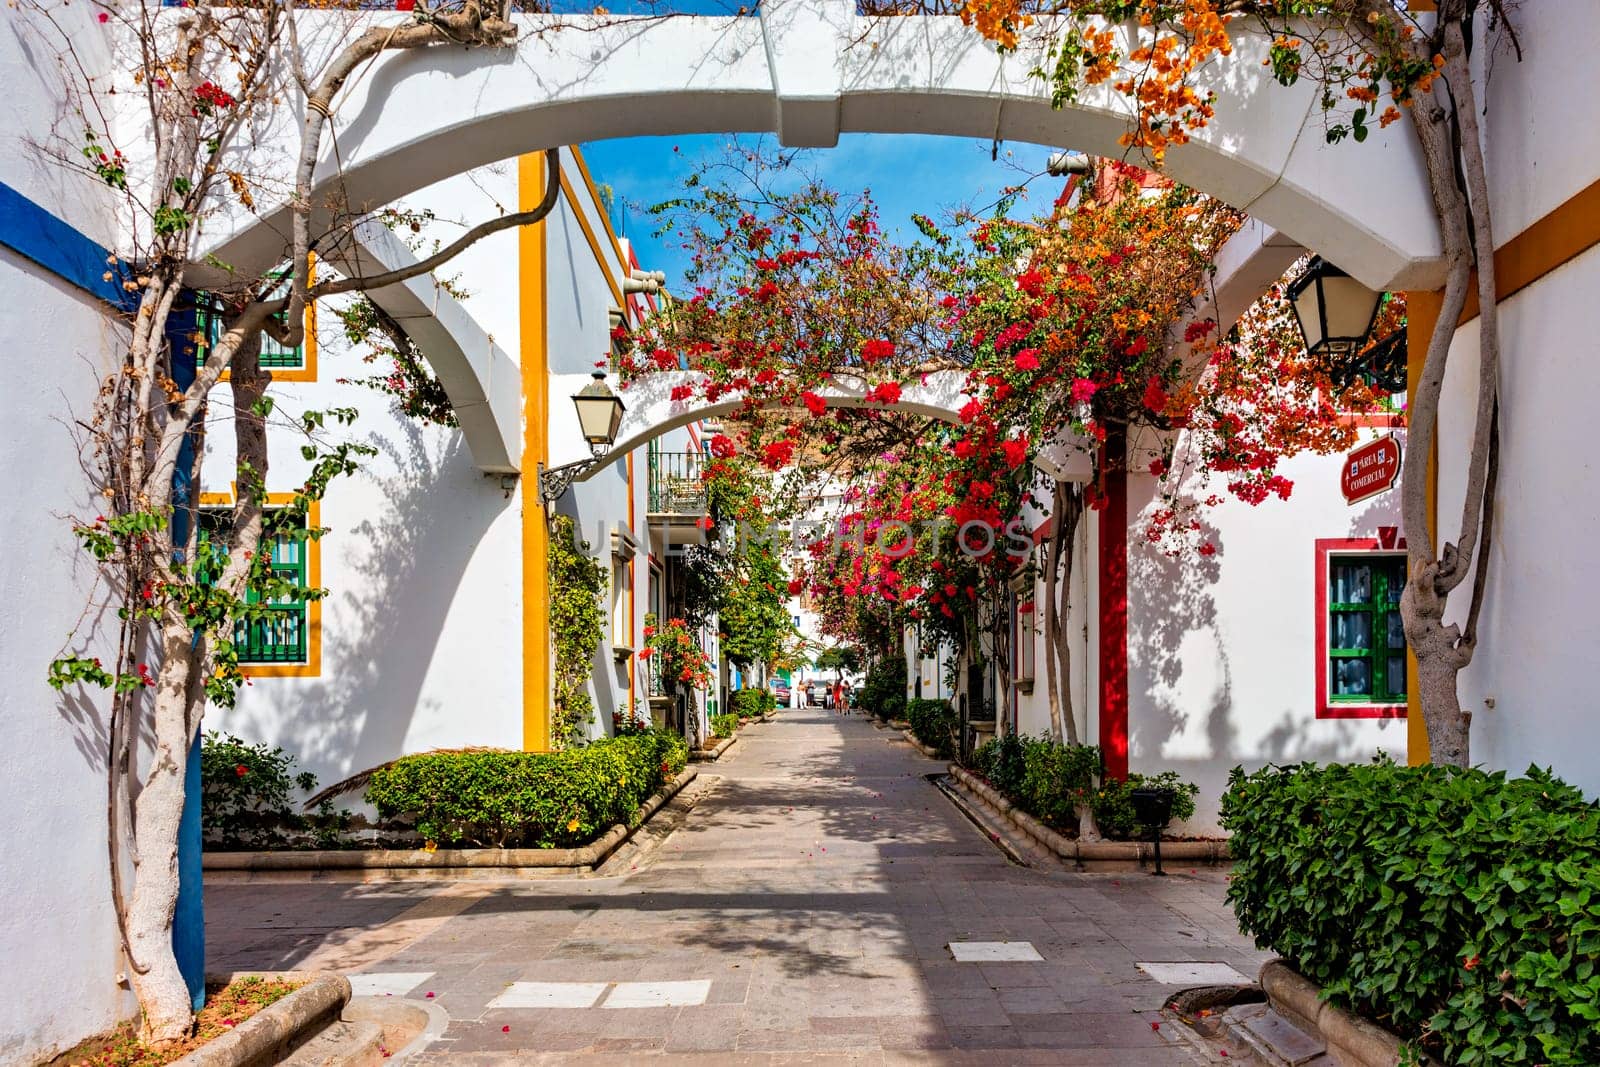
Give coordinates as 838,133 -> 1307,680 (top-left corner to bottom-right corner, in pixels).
1221,759 -> 1600,1066
58,976 -> 301,1066
966,734 -> 1198,840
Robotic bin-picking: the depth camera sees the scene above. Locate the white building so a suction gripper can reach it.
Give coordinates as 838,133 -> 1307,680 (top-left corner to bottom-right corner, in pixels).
5,1 -> 1599,1060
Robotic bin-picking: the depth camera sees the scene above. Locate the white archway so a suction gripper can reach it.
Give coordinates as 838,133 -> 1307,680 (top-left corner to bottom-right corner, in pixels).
547,368 -> 1096,482
191,0 -> 1442,293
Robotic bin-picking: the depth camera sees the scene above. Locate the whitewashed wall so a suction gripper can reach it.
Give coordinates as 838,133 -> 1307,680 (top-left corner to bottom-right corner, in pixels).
0,3 -> 136,1060
1124,445 -> 1409,835
1429,6 -> 1600,802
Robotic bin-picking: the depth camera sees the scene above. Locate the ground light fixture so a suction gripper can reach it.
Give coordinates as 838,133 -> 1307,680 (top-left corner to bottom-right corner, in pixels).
1129,786 -> 1176,876
538,371 -> 626,503
1286,256 -> 1384,358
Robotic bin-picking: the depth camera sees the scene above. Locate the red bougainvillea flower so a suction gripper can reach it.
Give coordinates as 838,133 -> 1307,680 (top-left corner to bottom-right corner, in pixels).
669,384 -> 695,402
1001,437 -> 1029,469
801,391 -> 827,417
761,439 -> 797,470
1071,378 -> 1099,403
866,381 -> 902,405
1013,348 -> 1041,371
1142,377 -> 1169,414
709,434 -> 738,458
1149,458 -> 1167,476
787,579 -> 804,595
860,338 -> 896,362
234,764 -> 248,777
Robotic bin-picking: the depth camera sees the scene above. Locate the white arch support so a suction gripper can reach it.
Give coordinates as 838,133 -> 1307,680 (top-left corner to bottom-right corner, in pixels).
335,221 -> 522,473
550,368 -> 1094,482
192,0 -> 1442,293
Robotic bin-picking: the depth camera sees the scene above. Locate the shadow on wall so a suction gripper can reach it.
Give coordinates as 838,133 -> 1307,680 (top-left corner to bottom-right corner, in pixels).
1126,477 -> 1408,832
235,419 -> 511,789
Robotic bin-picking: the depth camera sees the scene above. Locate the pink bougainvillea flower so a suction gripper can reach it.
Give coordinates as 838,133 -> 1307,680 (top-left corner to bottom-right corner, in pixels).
1013,348 -> 1040,372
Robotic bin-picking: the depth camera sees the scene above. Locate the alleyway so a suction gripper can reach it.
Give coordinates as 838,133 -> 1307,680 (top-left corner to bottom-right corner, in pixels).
206,708 -> 1270,1063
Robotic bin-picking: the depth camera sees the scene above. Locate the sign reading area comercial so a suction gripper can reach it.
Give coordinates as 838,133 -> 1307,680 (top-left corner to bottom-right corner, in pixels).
1342,434 -> 1402,505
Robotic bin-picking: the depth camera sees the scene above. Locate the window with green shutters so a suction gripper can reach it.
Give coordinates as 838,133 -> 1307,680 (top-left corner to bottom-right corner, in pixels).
192,275 -> 304,370
1327,554 -> 1407,704
198,510 -> 310,664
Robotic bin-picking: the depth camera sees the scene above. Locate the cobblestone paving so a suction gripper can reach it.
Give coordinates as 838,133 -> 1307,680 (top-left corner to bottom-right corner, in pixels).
207,707 -> 1270,1063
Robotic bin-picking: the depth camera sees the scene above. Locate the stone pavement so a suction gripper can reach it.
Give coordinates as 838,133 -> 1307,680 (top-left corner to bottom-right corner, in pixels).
206,706 -> 1271,1063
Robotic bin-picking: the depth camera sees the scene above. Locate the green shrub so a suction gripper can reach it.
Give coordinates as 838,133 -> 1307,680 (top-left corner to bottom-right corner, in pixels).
201,732 -> 347,848
906,698 -> 958,759
1016,737 -> 1102,829
1221,760 -> 1600,1066
365,732 -> 689,849
729,688 -> 774,719
859,657 -> 907,720
710,712 -> 740,739
1093,770 -> 1199,839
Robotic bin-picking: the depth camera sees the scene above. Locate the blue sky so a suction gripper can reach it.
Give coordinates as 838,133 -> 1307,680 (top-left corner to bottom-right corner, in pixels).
579,133 -> 1070,283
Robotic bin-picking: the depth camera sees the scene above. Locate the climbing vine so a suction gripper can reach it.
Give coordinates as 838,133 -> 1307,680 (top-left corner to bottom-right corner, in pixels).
548,515 -> 605,748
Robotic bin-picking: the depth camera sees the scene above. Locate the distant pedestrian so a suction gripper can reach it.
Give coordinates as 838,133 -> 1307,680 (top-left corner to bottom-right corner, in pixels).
832,680 -> 844,714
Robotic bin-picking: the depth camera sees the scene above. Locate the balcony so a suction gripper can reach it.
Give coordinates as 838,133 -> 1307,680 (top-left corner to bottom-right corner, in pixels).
647,450 -> 712,549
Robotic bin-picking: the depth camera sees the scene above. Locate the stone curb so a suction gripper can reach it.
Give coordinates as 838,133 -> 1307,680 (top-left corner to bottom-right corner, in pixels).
947,764 -> 1231,866
887,719 -> 912,731
690,734 -> 737,761
900,729 -> 945,760
203,768 -> 697,874
1259,959 -> 1414,1067
172,972 -> 348,1067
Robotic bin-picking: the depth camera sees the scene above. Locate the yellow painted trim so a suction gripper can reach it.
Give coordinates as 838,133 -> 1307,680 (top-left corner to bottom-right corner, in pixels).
570,146 -> 629,268
218,253 -> 318,382
1403,289 -> 1443,765
558,168 -> 626,308
520,152 -> 553,753
197,489 -> 322,679
1460,175 -> 1600,324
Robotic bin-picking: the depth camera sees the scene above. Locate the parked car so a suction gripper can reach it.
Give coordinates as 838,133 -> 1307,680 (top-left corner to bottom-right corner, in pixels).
771,680 -> 791,704
809,682 -> 829,707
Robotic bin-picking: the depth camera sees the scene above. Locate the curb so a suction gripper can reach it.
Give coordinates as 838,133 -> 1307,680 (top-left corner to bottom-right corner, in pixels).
900,729 -> 945,760
946,765 -> 1230,867
690,734 -> 737,761
1259,960 -> 1416,1067
204,768 -> 697,875
173,972 -> 348,1067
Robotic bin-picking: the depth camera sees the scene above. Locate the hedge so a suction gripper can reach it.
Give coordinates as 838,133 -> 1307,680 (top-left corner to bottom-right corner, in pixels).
710,712 -> 740,739
365,732 -> 688,849
968,734 -> 1197,839
906,698 -> 958,759
1221,760 -> 1600,1065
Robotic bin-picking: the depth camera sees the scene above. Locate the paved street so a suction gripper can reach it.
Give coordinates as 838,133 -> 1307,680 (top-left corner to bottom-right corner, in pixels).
207,707 -> 1270,1063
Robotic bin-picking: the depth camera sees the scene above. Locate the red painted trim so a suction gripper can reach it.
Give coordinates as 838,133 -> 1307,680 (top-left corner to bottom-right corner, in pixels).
1339,411 -> 1406,429
1098,430 -> 1129,780
1314,538 -> 1408,720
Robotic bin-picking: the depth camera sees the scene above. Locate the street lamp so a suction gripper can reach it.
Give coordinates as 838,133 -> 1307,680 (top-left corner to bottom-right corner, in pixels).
538,372 -> 626,504
1286,257 -> 1384,357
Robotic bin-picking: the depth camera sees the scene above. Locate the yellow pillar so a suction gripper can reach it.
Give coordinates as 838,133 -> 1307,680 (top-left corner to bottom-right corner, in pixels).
520,152 -> 552,752
1403,289 -> 1443,765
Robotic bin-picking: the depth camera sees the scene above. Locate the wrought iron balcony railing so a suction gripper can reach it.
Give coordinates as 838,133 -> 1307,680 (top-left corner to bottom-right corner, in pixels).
648,451 -> 709,515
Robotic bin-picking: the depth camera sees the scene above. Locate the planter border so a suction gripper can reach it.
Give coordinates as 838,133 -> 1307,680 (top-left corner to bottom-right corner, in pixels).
203,767 -> 696,874
1258,959 -> 1415,1067
947,764 -> 1229,866
900,729 -> 944,760
172,972 -> 348,1067
690,734 -> 737,761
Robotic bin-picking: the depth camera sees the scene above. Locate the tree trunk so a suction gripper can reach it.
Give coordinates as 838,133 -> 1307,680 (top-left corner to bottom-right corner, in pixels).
1052,489 -> 1083,747
125,618 -> 200,1046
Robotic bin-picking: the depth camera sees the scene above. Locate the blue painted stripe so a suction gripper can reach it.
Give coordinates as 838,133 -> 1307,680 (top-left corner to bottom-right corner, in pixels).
0,180 -> 133,307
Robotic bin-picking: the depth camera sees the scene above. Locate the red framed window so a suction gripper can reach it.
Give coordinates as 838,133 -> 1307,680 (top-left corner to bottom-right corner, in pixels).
1314,539 -> 1408,719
